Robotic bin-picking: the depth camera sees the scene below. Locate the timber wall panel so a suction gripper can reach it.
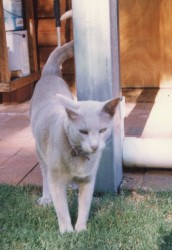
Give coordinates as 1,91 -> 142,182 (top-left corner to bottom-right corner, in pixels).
35,0 -> 73,70
38,47 -> 55,69
159,1 -> 172,88
36,0 -> 54,17
119,0 -> 172,88
35,0 -> 172,88
37,19 -> 65,46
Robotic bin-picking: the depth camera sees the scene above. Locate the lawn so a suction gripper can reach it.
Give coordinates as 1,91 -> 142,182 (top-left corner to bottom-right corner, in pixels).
0,185 -> 172,250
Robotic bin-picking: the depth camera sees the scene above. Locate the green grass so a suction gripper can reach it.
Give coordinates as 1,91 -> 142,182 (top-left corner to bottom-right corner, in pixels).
1,185 -> 172,250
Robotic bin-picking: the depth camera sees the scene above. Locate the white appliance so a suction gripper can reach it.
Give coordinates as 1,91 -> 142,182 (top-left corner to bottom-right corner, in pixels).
6,30 -> 30,76
3,0 -> 24,31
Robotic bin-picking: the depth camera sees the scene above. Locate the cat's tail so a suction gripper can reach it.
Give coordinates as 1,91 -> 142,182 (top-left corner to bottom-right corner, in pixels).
41,41 -> 74,77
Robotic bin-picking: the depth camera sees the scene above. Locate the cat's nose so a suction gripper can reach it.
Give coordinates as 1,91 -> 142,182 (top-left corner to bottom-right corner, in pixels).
91,145 -> 98,152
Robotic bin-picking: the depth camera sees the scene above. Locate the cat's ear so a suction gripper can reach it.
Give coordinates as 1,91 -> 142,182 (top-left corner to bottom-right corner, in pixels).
65,107 -> 81,120
56,94 -> 81,120
57,94 -> 79,109
102,97 -> 121,117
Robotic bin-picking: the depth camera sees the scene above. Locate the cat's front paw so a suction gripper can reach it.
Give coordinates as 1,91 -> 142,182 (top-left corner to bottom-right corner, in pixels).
59,224 -> 74,234
75,223 -> 87,232
37,196 -> 52,206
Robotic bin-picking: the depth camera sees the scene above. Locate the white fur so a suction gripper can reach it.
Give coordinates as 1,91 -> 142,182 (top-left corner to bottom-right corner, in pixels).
60,10 -> 73,21
30,41 -> 120,234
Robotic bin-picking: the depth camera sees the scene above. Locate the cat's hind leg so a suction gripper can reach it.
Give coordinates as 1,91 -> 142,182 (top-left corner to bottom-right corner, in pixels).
36,148 -> 52,206
37,164 -> 52,206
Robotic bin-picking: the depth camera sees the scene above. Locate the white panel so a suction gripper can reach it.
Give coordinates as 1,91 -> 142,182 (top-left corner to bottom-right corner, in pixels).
6,30 -> 30,76
3,0 -> 24,31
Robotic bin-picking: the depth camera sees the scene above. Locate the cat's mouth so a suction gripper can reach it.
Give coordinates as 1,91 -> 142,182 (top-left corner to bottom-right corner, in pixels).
70,143 -> 101,160
71,147 -> 90,160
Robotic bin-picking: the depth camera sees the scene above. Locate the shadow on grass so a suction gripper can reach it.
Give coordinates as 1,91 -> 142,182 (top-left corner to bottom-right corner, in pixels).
67,190 -> 107,226
158,230 -> 172,250
68,190 -> 119,226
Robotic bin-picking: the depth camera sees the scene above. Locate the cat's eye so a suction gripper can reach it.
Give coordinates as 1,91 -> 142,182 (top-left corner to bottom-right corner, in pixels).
99,128 -> 107,133
79,129 -> 88,135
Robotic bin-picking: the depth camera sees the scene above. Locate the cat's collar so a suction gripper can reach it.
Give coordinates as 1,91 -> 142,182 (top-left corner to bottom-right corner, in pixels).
71,147 -> 90,160
66,129 -> 90,160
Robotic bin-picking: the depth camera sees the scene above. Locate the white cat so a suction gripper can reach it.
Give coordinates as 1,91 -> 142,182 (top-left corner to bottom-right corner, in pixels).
30,41 -> 120,234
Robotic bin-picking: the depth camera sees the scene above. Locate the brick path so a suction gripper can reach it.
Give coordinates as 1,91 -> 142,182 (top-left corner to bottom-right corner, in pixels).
1,89 -> 172,191
0,101 -> 42,186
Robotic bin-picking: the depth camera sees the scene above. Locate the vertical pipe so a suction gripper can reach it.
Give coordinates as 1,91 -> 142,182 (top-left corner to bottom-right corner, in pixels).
54,0 -> 61,47
72,0 -> 123,192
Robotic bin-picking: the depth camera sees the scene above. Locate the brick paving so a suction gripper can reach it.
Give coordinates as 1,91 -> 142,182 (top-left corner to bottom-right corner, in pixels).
0,89 -> 172,191
0,101 -> 42,186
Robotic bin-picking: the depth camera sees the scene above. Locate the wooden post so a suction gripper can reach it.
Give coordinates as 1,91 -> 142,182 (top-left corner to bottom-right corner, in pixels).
23,0 -> 38,73
72,0 -> 123,192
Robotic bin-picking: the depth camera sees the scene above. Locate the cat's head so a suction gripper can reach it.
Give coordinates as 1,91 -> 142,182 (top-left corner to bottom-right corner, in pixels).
57,94 -> 121,154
